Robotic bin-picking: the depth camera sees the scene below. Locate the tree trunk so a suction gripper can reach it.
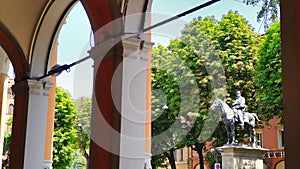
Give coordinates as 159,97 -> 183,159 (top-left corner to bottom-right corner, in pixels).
164,149 -> 176,169
193,142 -> 204,169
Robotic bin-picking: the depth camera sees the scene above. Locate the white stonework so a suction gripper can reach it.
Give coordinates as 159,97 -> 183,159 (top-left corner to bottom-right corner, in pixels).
89,37 -> 154,169
23,80 -> 53,169
144,153 -> 152,169
219,146 -> 268,169
43,160 -> 53,169
119,37 -> 154,169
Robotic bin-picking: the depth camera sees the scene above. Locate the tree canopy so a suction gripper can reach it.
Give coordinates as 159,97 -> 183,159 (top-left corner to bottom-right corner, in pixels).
243,0 -> 280,28
77,97 -> 92,135
255,21 -> 281,120
53,87 -> 77,168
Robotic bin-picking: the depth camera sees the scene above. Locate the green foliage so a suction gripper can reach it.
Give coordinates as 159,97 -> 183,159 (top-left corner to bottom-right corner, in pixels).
77,97 -> 92,136
243,0 -> 280,28
74,97 -> 92,168
151,11 -> 262,167
53,87 -> 77,169
74,125 -> 90,168
213,11 -> 262,112
2,116 -> 13,168
69,152 -> 88,169
151,153 -> 169,169
255,21 -> 282,120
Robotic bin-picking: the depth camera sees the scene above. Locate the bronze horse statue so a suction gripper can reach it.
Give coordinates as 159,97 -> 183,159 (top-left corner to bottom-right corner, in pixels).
210,98 -> 261,146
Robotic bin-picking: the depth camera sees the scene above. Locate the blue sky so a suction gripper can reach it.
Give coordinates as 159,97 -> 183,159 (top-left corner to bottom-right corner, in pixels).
150,0 -> 263,45
54,0 -> 263,98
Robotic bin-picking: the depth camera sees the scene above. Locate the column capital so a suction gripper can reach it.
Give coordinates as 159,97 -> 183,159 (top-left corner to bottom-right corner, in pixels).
12,80 -> 53,96
88,37 -> 154,64
27,80 -> 53,96
12,80 -> 29,96
88,37 -> 122,64
122,37 -> 154,60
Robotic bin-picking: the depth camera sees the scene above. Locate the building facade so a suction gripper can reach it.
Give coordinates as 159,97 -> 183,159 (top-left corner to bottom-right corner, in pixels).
257,117 -> 285,169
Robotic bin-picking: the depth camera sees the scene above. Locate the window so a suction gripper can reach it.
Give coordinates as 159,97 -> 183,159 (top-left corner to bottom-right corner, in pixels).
7,104 -> 14,115
179,149 -> 184,162
278,130 -> 284,148
174,148 -> 184,162
256,132 -> 263,147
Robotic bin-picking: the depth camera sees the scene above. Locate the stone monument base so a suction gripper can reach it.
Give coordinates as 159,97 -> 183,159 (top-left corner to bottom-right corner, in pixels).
219,145 -> 268,169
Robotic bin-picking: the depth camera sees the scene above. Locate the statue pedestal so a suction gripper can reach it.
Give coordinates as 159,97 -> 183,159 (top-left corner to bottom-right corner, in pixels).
219,146 -> 268,169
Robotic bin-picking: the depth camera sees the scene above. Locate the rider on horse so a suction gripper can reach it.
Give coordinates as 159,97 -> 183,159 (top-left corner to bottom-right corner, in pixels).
232,91 -> 246,127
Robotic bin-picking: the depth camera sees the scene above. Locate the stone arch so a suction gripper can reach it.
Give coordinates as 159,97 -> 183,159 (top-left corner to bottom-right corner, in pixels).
0,25 -> 28,81
30,0 -> 122,79
0,24 -> 30,169
29,0 -> 78,78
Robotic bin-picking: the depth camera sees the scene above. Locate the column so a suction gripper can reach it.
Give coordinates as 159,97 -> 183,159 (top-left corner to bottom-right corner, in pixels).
88,36 -> 153,169
43,43 -> 58,169
144,41 -> 152,169
119,37 -> 154,169
24,80 -> 52,169
10,80 -> 29,169
281,0 -> 300,168
88,37 -> 123,169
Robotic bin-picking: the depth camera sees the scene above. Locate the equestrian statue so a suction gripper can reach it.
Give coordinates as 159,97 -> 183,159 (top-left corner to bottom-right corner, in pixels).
210,91 -> 261,147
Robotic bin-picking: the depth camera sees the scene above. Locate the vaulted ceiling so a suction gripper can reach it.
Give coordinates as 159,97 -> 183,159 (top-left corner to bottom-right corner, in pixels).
0,0 -> 150,80
0,0 -> 77,62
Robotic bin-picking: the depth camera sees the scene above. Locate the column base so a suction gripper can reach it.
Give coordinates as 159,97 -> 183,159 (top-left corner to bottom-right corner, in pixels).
43,160 -> 52,169
219,145 -> 268,169
144,153 -> 152,169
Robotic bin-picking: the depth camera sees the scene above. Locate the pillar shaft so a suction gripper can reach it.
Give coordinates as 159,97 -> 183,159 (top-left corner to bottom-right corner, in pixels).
43,42 -> 58,169
88,37 -> 153,169
10,80 -> 29,168
89,39 -> 123,169
119,37 -> 153,169
281,0 -> 300,168
9,69 -> 53,169
145,40 -> 153,169
21,80 -> 52,169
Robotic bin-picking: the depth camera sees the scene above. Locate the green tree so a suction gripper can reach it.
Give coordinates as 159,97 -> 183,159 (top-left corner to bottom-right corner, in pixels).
53,87 -> 77,168
77,97 -> 92,135
255,21 -> 281,120
182,11 -> 261,142
2,116 -> 13,168
213,11 -> 261,112
151,11 -> 261,168
74,97 -> 92,168
243,0 -> 280,28
151,23 -> 224,169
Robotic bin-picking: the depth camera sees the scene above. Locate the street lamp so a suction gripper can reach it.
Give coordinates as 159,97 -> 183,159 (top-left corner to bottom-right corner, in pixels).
210,147 -> 223,169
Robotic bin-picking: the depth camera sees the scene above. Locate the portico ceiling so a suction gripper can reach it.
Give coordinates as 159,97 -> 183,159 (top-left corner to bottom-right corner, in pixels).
1,0 -> 77,62
0,0 -> 149,66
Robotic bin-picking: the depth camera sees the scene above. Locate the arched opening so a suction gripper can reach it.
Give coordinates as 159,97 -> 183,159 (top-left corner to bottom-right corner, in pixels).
0,46 -> 15,168
52,2 -> 93,168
